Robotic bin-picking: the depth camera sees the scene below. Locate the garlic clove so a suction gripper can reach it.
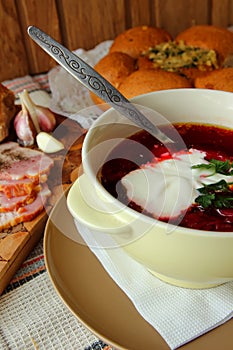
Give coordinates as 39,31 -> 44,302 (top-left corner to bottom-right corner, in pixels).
35,106 -> 56,132
14,97 -> 36,146
36,132 -> 64,153
20,89 -> 41,133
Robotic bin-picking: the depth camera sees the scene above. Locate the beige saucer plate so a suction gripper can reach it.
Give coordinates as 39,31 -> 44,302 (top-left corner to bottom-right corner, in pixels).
44,191 -> 233,350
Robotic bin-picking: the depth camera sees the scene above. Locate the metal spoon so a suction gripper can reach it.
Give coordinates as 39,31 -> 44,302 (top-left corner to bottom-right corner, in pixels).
27,26 -> 173,144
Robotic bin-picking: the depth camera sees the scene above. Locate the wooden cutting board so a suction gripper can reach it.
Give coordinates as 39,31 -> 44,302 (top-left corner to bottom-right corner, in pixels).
0,115 -> 85,295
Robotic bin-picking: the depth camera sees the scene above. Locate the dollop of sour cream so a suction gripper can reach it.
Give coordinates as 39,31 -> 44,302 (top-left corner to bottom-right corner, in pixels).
121,148 -> 233,219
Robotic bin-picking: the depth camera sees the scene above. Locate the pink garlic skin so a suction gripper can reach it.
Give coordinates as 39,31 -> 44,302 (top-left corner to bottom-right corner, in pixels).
14,109 -> 36,146
36,106 -> 56,132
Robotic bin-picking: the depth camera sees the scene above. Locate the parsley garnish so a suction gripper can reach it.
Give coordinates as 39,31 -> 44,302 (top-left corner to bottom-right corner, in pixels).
195,193 -> 215,208
209,159 -> 233,174
198,179 -> 229,193
192,158 -> 233,208
192,159 -> 233,176
195,179 -> 233,209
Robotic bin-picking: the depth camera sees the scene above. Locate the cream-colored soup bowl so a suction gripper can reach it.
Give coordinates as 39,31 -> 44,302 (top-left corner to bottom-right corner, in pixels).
67,89 -> 233,289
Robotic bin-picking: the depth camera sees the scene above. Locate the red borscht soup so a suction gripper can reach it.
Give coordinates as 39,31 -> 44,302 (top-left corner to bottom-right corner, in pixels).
100,123 -> 233,232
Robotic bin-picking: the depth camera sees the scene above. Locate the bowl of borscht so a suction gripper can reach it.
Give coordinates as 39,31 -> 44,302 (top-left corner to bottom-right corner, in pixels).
67,88 -> 233,289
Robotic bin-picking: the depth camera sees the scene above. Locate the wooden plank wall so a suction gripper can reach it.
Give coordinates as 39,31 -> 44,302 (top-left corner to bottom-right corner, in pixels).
1,0 -> 233,81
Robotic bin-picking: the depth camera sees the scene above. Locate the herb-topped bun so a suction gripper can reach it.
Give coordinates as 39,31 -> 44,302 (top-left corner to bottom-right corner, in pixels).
89,25 -> 233,108
109,25 -> 172,59
175,25 -> 233,66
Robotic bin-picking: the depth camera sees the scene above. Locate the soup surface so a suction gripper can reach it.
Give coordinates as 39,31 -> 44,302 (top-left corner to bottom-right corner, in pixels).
100,123 -> 233,232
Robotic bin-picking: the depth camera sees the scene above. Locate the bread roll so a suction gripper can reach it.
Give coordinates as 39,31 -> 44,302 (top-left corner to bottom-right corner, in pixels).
118,69 -> 192,99
175,25 -> 233,66
110,25 -> 172,59
137,56 -> 155,70
90,52 -> 136,108
90,25 -> 233,108
194,68 -> 233,92
178,67 -> 210,85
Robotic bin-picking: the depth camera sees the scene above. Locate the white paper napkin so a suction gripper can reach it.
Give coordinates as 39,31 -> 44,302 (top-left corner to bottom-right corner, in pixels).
74,220 -> 233,350
48,40 -> 113,122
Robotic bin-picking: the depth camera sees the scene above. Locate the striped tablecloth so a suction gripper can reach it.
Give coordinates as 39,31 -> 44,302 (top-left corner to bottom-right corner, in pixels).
0,74 -> 113,350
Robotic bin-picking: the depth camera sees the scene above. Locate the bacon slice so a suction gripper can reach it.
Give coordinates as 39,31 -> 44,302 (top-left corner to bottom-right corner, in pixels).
0,178 -> 41,198
0,184 -> 51,230
0,190 -> 37,213
0,142 -> 54,181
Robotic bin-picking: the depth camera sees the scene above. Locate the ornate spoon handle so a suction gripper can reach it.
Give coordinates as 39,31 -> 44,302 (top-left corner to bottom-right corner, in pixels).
28,26 -> 173,144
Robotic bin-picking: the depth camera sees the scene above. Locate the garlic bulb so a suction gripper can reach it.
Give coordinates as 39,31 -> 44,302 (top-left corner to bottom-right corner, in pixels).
14,97 -> 36,146
14,89 -> 57,147
20,89 -> 56,133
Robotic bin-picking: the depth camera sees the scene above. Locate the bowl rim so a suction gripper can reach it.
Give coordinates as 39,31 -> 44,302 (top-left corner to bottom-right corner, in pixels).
82,89 -> 233,238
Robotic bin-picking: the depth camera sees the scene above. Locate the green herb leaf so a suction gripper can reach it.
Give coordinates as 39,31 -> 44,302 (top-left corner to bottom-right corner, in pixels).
209,159 -> 232,175
192,159 -> 233,176
192,163 -> 215,171
197,179 -> 229,194
195,180 -> 233,209
214,195 -> 233,208
193,158 -> 233,209
192,162 -> 215,177
195,193 -> 215,208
